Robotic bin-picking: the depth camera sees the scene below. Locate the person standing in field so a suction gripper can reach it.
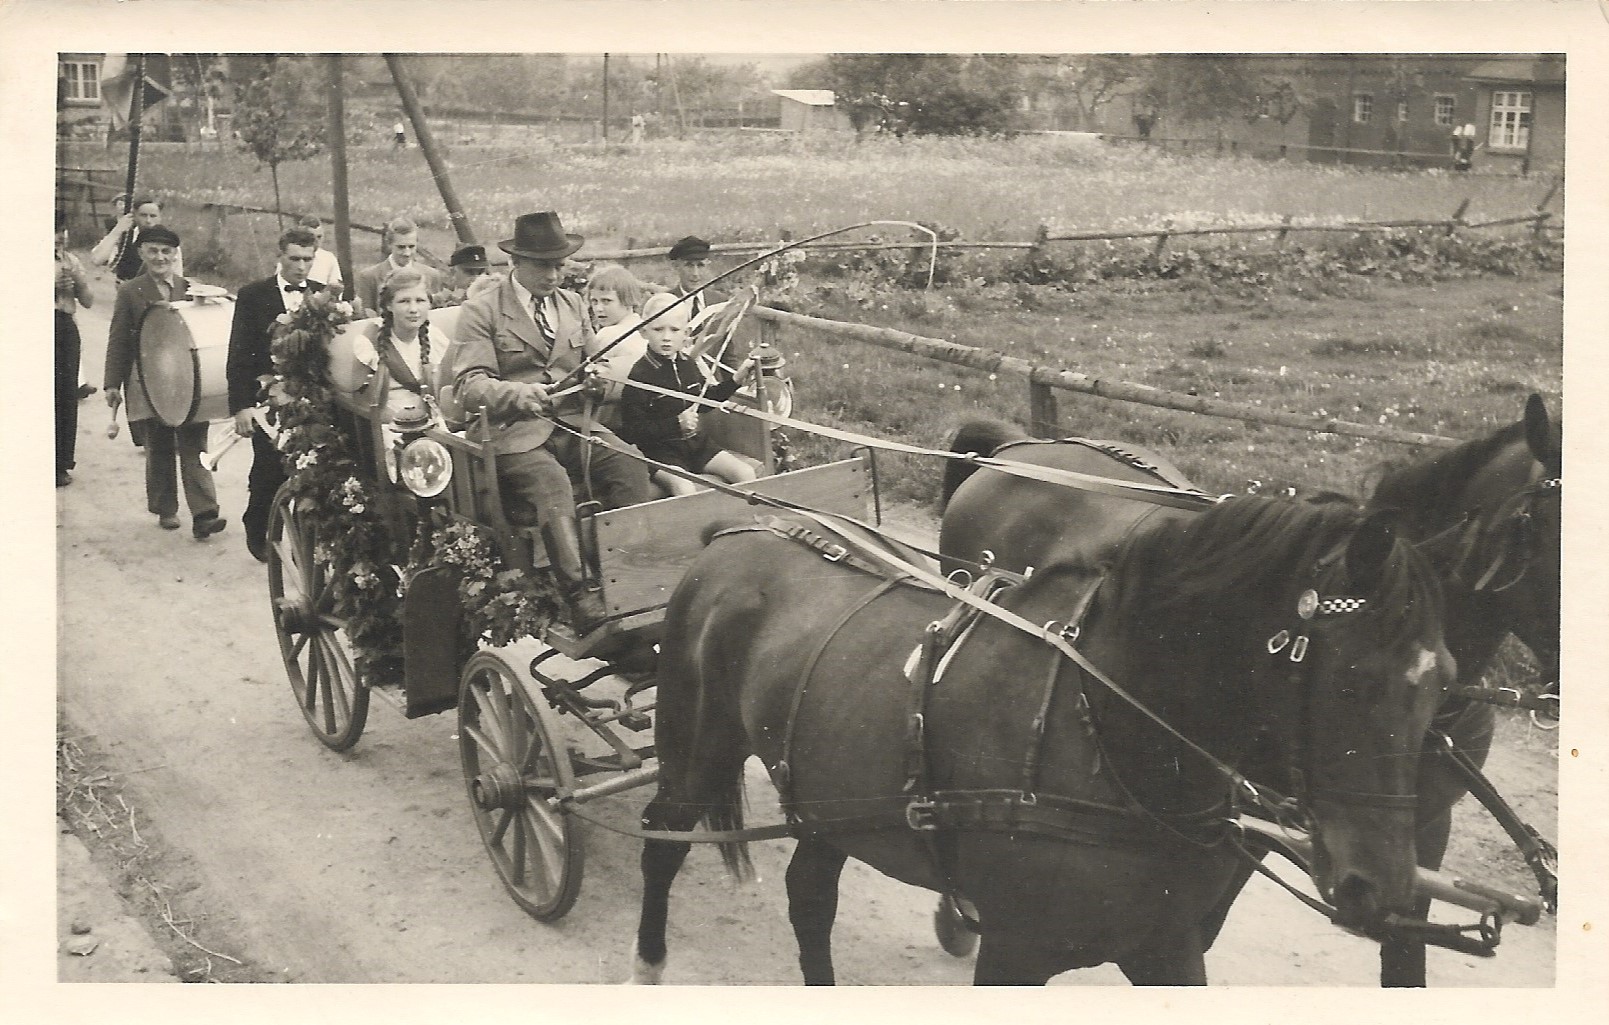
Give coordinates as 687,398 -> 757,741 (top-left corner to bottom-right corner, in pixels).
354,217 -> 442,316
665,235 -> 726,319
103,225 -> 226,539
617,291 -> 757,497
227,227 -> 325,562
298,215 -> 345,296
451,211 -> 655,634
393,120 -> 407,150
56,211 -> 93,487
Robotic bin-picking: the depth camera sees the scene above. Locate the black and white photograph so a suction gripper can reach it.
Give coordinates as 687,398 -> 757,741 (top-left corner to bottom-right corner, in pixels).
7,0 -> 1605,1019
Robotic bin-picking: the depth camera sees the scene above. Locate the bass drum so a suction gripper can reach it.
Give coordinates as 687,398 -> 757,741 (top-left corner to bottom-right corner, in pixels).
138,291 -> 234,426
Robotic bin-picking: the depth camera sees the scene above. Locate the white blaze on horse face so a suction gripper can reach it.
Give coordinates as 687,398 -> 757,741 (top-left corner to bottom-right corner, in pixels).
1406,644 -> 1442,690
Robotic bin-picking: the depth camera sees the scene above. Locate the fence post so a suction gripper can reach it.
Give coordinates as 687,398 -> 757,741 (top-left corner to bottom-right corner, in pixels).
1275,214 -> 1294,250
1152,220 -> 1172,263
1028,378 -> 1060,438
1447,198 -> 1470,236
206,205 -> 229,259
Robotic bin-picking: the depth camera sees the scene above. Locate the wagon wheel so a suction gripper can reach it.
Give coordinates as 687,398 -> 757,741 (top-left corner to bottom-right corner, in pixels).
458,649 -> 584,921
934,894 -> 980,958
266,483 -> 370,751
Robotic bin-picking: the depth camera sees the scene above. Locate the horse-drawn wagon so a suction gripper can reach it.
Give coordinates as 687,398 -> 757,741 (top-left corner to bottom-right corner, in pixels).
139,268 -> 1551,984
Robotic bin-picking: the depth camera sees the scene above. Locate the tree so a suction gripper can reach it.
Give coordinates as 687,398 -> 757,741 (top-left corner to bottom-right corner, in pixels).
821,54 -> 1022,136
232,55 -> 325,228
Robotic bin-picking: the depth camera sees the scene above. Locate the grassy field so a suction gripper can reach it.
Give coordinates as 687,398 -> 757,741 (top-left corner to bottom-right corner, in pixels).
62,133 -> 1562,504
64,133 -> 1557,264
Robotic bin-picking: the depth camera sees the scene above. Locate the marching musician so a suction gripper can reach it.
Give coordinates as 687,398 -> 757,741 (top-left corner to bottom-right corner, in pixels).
104,225 -> 226,539
227,227 -> 324,561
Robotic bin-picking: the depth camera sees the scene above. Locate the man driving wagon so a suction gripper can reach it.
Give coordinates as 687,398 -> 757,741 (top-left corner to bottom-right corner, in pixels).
451,212 -> 656,634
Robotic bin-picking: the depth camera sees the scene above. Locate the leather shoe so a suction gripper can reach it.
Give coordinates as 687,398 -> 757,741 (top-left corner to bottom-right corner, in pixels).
246,535 -> 269,563
158,514 -> 181,530
76,383 -> 97,400
193,513 -> 228,540
56,470 -> 72,487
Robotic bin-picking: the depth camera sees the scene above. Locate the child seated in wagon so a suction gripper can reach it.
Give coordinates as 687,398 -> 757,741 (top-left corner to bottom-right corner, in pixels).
617,291 -> 758,497
582,263 -> 650,430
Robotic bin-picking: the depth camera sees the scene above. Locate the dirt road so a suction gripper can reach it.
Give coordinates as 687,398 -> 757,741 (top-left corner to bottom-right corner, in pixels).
53,270 -> 1556,990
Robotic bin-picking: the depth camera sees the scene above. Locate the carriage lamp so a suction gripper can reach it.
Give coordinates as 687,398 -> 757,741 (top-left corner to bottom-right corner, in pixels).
385,390 -> 434,433
399,437 -> 453,498
747,342 -> 793,418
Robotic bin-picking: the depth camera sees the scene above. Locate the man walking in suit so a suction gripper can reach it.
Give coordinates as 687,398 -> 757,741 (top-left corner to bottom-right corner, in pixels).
453,211 -> 654,632
666,235 -> 727,318
228,227 -> 323,562
103,226 -> 226,538
354,217 -> 441,315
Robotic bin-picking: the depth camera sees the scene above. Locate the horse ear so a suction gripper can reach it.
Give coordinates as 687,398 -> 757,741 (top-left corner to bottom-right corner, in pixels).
1523,393 -> 1559,469
1344,510 -> 1400,594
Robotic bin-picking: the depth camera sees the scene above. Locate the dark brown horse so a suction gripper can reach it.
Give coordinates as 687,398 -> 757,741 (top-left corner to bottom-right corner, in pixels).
938,393 -> 1560,985
632,496 -> 1453,985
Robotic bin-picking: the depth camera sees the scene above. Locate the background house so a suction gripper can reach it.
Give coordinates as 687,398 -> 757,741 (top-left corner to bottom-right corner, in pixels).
773,89 -> 851,134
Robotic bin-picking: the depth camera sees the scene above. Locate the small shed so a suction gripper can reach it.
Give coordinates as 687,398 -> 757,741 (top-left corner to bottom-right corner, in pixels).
772,89 -> 851,134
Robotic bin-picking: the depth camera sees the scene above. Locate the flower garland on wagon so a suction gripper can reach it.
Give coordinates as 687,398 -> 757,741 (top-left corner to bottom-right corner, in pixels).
266,290 -> 563,687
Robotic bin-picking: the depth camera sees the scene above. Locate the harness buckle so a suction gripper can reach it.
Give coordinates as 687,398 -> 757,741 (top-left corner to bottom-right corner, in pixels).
906,798 -> 940,832
822,543 -> 848,563
1289,635 -> 1310,662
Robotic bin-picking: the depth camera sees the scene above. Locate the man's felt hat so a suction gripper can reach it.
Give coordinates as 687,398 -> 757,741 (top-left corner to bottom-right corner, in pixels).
450,243 -> 489,270
498,211 -> 583,261
667,235 -> 712,262
139,225 -> 181,248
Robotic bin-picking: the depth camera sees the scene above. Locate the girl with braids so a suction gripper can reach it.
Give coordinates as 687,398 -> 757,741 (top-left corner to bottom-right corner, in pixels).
351,267 -> 438,404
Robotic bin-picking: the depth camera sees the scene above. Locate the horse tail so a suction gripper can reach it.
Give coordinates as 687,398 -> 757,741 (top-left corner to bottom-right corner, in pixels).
940,419 -> 1028,511
706,777 -> 756,883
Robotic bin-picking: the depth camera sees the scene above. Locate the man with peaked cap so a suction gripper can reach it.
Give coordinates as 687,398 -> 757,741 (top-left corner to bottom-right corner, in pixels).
452,212 -> 654,634
665,235 -> 728,319
439,242 -> 498,304
104,225 -> 226,539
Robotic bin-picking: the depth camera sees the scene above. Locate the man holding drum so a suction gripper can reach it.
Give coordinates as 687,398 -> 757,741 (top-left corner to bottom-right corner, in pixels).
103,226 -> 226,538
228,227 -> 324,562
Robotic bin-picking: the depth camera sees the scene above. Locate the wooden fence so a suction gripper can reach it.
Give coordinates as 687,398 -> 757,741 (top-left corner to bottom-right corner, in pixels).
580,188 -> 1562,269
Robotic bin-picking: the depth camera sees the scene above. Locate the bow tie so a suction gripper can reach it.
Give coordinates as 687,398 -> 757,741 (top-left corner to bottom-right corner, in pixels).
283,283 -> 307,293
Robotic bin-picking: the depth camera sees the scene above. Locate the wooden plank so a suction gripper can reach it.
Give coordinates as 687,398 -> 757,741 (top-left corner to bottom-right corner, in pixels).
592,458 -> 871,616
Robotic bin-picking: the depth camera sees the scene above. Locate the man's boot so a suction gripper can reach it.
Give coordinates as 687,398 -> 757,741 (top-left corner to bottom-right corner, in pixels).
542,515 -> 608,635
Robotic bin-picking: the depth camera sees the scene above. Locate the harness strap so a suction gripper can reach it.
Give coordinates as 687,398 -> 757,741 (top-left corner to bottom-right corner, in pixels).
1432,729 -> 1559,911
777,577 -> 905,808
1019,579 -> 1103,797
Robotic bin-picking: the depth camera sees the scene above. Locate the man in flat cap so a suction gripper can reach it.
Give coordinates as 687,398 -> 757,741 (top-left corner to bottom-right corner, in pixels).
104,225 -> 226,539
439,243 -> 501,305
452,212 -> 654,634
666,235 -> 728,319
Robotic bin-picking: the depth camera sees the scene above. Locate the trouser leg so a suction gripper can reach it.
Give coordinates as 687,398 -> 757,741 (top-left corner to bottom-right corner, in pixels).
550,428 -> 654,510
497,445 -> 578,528
175,422 -> 219,519
55,312 -> 81,474
144,423 -> 178,517
244,425 -> 286,549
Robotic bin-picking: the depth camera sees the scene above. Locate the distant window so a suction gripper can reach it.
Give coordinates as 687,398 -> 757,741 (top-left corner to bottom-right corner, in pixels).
60,60 -> 99,102
1489,90 -> 1532,149
1353,93 -> 1373,124
1396,100 -> 1410,123
1434,95 -> 1456,127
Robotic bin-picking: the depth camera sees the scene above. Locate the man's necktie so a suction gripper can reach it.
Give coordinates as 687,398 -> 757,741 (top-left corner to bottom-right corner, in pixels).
283,283 -> 307,293
533,297 -> 554,342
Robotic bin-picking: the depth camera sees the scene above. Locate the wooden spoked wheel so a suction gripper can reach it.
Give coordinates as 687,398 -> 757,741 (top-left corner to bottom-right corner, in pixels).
458,649 -> 584,921
266,484 -> 370,751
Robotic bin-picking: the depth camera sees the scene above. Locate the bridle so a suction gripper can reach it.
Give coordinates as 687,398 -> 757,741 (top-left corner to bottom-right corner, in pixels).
1415,472 -> 1560,595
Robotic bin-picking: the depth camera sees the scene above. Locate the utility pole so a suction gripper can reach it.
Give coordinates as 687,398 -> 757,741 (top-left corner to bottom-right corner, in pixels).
385,53 -> 477,245
325,54 -> 354,299
602,53 -> 610,143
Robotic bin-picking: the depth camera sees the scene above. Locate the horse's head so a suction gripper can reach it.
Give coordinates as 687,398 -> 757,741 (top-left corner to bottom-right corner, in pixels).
1267,508 -> 1454,929
1371,394 -> 1561,683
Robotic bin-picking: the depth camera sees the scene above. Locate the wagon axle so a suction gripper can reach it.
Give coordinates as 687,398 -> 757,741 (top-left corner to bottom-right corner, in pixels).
469,762 -> 534,813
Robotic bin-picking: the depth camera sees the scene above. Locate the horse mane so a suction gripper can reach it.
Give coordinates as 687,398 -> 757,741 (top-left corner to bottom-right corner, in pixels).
1367,419 -> 1528,531
1100,495 -> 1440,652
